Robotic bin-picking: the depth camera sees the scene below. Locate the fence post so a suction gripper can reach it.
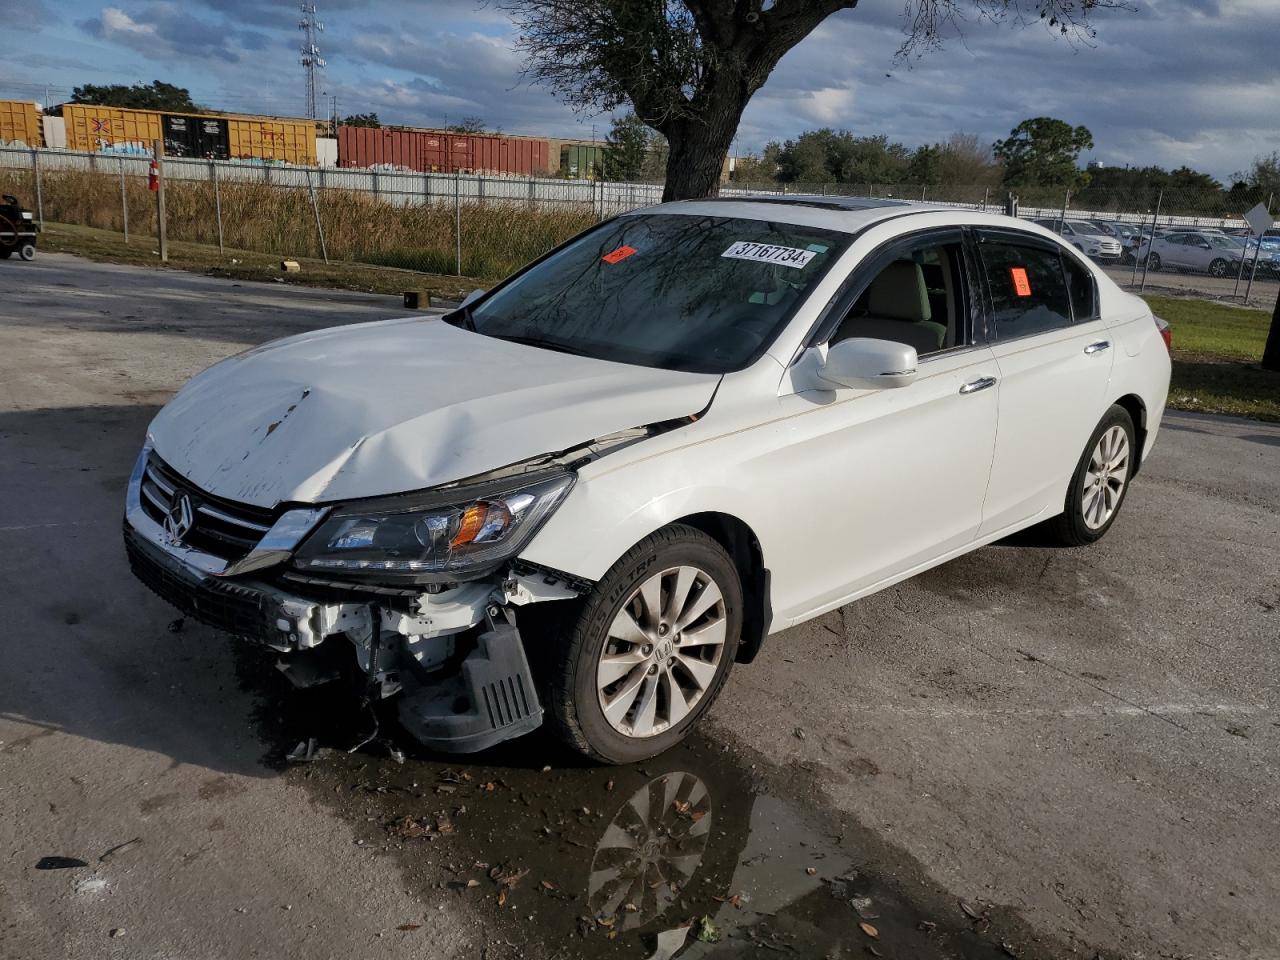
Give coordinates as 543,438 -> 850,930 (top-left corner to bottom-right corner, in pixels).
31,149 -> 43,228
119,157 -> 129,243
153,140 -> 168,263
921,184 -> 927,201
454,171 -> 462,276
211,161 -> 224,257
1138,190 -> 1162,293
982,187 -> 989,212
1057,189 -> 1070,230
306,169 -> 329,265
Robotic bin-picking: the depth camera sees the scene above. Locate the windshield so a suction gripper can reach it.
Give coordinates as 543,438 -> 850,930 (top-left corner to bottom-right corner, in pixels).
1067,220 -> 1106,236
451,213 -> 849,374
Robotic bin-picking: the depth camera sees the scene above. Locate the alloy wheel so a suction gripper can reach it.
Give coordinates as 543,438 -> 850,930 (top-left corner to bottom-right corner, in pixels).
1082,425 -> 1130,530
596,565 -> 727,739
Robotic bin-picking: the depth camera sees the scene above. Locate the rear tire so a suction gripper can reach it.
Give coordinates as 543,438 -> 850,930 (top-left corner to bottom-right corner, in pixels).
0,250 -> 10,259
1146,253 -> 1161,272
540,524 -> 742,764
1046,406 -> 1136,546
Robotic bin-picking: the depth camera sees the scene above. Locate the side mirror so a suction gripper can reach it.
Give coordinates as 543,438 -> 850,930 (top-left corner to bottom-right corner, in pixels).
460,288 -> 486,308
814,338 -> 918,391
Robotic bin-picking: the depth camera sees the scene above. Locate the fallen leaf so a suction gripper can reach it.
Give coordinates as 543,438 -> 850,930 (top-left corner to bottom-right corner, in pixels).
396,923 -> 421,931
859,922 -> 879,939
540,880 -> 557,890
806,867 -> 818,876
694,915 -> 720,943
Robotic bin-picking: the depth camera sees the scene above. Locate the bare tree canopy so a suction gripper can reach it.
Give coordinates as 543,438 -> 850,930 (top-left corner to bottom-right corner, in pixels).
498,0 -> 1126,200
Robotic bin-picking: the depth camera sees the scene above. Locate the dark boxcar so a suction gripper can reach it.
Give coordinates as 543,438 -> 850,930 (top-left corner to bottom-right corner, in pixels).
162,114 -> 230,160
339,125 -> 552,176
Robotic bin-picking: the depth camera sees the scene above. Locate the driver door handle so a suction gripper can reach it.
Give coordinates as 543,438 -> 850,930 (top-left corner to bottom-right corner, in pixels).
959,376 -> 997,395
1084,340 -> 1111,354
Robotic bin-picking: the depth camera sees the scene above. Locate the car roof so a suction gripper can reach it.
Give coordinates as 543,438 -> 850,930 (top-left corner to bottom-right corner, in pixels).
631,195 -> 953,232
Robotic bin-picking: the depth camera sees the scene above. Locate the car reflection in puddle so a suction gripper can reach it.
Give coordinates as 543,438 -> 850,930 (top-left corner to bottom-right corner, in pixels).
278,703 -> 1009,960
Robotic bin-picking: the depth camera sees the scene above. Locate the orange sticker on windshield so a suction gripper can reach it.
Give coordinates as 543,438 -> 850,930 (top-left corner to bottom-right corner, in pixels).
601,245 -> 637,265
1010,267 -> 1032,297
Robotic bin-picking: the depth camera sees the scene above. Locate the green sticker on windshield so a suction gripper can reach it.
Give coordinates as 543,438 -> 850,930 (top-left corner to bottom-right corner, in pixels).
806,244 -> 829,253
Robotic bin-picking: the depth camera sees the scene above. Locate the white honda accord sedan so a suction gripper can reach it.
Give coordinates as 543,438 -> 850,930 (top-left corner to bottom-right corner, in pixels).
124,197 -> 1171,763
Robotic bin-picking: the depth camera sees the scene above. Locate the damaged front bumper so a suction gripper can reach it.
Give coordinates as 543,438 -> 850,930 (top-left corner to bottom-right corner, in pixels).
123,477 -> 581,754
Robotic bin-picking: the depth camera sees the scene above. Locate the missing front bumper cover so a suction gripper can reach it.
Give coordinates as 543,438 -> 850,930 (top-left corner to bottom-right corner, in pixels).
124,519 -> 548,753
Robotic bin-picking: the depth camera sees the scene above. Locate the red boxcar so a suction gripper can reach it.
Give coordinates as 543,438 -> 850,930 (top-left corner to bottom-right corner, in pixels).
338,125 -> 552,176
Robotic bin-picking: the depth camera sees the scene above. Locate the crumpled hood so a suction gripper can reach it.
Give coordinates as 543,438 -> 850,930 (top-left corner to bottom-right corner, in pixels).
149,317 -> 720,509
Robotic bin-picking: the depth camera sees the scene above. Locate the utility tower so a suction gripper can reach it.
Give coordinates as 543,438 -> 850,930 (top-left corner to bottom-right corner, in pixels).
299,3 -> 326,119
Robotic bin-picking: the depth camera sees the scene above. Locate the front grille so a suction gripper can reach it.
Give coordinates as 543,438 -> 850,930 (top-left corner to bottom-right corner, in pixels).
125,523 -> 280,640
139,453 -> 276,562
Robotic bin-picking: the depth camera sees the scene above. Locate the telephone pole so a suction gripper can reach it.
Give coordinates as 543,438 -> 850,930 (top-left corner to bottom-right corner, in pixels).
299,3 -> 326,120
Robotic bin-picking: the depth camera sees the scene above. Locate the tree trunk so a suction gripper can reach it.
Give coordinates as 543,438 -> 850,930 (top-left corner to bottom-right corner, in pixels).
1263,285 -> 1280,372
660,109 -> 742,202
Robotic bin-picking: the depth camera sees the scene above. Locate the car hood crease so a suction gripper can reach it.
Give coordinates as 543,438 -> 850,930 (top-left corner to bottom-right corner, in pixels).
148,317 -> 721,508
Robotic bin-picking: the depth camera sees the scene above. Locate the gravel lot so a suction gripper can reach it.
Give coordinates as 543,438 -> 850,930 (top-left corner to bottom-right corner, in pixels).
2,254 -> 1277,960
1102,263 -> 1278,308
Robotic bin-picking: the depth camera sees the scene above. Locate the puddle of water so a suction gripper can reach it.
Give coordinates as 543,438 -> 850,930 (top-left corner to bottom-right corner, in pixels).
239,647 -> 1031,959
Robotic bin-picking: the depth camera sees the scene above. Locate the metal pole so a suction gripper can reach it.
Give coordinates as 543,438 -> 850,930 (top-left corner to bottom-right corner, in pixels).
212,161 -> 224,257
1057,189 -> 1070,231
306,169 -> 328,264
454,170 -> 462,276
31,149 -> 43,228
1138,190 -> 1162,293
119,157 -> 129,243
982,187 -> 989,212
1232,229 -> 1249,298
153,140 -> 168,263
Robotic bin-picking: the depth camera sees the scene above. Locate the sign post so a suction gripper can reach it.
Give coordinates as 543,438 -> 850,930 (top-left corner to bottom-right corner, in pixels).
1241,201 -> 1273,304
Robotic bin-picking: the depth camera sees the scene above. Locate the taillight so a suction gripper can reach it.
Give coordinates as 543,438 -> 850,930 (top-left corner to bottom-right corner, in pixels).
1154,316 -> 1171,353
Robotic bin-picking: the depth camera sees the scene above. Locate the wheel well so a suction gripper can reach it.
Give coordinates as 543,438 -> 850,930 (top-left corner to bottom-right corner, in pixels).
674,512 -> 771,665
1114,394 -> 1148,475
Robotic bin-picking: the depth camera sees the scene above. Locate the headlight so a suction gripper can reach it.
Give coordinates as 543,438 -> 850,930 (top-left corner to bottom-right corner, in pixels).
291,471 -> 574,583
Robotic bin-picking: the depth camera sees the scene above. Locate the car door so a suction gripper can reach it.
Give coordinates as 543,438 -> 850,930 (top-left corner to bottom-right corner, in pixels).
1163,233 -> 1193,269
973,230 -> 1115,536
768,228 -> 1000,617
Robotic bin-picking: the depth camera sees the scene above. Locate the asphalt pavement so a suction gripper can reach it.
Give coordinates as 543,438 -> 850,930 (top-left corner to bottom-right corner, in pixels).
2,253 -> 1277,960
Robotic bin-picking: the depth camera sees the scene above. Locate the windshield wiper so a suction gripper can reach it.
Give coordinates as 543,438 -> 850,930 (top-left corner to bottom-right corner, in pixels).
494,334 -> 592,358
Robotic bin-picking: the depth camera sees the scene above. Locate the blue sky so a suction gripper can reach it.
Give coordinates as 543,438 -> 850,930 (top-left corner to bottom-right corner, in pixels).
4,0 -> 1278,182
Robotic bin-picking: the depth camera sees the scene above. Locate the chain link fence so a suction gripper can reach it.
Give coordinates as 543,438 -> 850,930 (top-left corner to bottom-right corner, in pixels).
1,146 -> 1275,303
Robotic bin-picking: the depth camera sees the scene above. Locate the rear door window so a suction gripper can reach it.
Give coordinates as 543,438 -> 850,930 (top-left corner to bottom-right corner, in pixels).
977,239 -> 1074,340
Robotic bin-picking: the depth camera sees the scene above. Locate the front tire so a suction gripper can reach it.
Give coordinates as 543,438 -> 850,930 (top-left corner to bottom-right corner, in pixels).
542,524 -> 742,764
18,242 -> 35,261
1047,406 -> 1136,546
1209,257 -> 1230,278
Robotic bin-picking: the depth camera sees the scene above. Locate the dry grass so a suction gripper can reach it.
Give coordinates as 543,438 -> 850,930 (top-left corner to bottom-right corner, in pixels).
0,167 -> 598,281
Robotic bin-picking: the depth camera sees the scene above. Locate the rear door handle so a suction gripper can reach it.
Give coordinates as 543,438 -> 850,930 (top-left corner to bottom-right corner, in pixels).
1084,340 -> 1111,354
959,376 -> 997,395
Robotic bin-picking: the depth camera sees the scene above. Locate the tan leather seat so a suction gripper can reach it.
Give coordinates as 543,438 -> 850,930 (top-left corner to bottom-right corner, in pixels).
835,260 -> 947,354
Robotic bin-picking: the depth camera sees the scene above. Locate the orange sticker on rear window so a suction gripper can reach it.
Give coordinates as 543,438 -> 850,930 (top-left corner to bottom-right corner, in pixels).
601,245 -> 637,265
1010,267 -> 1032,297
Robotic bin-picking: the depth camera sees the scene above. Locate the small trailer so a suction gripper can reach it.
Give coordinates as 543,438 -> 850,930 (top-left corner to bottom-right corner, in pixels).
0,194 -> 38,260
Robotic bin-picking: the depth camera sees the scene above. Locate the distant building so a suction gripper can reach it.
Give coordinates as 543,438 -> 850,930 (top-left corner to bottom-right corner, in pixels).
1086,160 -> 1106,171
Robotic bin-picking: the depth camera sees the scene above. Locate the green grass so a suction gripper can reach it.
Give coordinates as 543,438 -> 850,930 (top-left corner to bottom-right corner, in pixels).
1142,295 -> 1279,422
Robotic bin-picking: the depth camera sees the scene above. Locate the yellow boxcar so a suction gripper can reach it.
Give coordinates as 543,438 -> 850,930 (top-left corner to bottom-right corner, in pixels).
62,103 -> 316,164
63,103 -> 162,157
0,100 -> 43,147
227,117 -> 316,165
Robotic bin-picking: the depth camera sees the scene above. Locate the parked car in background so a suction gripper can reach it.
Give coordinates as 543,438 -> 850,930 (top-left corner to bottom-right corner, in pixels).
124,197 -> 1172,763
1089,220 -> 1145,264
1138,230 -> 1278,277
1033,218 -> 1124,262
